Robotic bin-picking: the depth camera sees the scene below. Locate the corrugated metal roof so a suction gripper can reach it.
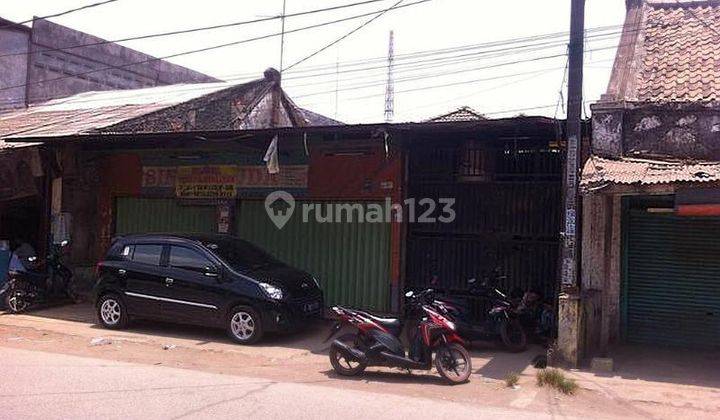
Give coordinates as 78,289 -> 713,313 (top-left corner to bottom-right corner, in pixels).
0,139 -> 39,150
581,155 -> 720,186
0,81 -> 245,139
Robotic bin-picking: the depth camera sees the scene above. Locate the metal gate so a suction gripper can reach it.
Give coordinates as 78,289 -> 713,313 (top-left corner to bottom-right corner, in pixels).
405,139 -> 562,299
624,210 -> 720,348
115,198 -> 216,235
235,200 -> 391,311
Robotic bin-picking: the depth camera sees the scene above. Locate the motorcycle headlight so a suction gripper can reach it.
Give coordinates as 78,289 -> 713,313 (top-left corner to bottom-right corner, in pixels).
258,282 -> 284,300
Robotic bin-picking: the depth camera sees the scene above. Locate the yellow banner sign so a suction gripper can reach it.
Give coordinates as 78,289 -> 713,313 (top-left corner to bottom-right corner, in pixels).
175,166 -> 239,199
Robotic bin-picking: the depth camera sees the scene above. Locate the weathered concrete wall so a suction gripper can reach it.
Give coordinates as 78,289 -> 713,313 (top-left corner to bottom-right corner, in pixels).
0,26 -> 30,111
26,19 -> 218,105
579,194 -> 622,358
592,103 -> 720,160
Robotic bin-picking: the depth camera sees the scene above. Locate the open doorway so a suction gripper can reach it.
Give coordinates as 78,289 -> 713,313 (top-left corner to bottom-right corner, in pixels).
0,197 -> 44,257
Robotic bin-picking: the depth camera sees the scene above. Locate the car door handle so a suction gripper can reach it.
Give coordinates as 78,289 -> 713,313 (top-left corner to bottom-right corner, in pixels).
165,277 -> 174,286
118,269 -> 127,276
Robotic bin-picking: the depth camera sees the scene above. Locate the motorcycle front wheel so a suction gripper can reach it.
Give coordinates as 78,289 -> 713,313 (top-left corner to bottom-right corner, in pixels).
329,334 -> 366,377
435,343 -> 472,384
4,290 -> 29,314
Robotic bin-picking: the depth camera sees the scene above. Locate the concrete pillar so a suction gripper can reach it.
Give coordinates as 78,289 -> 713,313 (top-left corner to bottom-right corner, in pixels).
557,292 -> 582,367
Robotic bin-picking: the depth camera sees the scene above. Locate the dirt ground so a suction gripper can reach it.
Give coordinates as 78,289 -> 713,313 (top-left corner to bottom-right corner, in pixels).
1,303 -> 718,419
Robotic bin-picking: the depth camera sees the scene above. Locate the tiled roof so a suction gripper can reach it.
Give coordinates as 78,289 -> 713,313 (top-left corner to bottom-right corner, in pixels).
609,1 -> 720,102
581,155 -> 720,186
426,106 -> 486,122
638,1 -> 720,101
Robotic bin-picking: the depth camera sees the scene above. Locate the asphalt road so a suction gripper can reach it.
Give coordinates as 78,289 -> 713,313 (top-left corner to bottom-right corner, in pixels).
0,347 -> 552,420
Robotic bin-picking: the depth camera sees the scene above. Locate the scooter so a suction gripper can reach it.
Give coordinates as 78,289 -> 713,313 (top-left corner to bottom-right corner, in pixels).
0,241 -> 74,313
435,275 -> 527,352
326,289 -> 472,385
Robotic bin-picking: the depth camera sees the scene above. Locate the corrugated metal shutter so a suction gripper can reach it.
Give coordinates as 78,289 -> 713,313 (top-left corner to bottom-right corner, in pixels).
625,210 -> 720,348
115,198 -> 216,235
236,200 -> 390,311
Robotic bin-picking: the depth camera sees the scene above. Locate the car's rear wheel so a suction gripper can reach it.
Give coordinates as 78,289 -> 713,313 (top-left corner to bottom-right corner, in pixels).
97,293 -> 128,329
227,306 -> 263,345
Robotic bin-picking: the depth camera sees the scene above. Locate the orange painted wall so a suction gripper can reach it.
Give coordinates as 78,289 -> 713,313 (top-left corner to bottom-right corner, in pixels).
97,153 -> 142,259
95,146 -> 406,290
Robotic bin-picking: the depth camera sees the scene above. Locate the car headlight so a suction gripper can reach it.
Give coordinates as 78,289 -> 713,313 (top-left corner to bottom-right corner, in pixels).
312,277 -> 321,288
259,282 -> 283,300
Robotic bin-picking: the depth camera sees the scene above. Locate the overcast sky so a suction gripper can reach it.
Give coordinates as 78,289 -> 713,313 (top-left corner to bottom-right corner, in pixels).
3,0 -> 626,123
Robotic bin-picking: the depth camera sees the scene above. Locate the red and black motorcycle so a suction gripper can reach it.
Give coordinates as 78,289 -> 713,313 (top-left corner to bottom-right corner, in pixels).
326,289 -> 472,385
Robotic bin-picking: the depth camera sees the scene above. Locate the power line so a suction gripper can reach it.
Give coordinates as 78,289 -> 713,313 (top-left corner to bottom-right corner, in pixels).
0,0 -> 431,94
348,67 -> 560,120
284,0 -> 418,71
282,23 -> 626,75
299,56 -> 614,113
0,38 -> 619,107
0,0 -> 391,59
0,0 -> 120,29
280,27 -> 632,84
0,30 -> 622,108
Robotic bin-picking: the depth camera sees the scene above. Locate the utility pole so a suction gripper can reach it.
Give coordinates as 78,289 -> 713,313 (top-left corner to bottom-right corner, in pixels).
558,0 -> 585,367
384,30 -> 395,123
279,0 -> 288,74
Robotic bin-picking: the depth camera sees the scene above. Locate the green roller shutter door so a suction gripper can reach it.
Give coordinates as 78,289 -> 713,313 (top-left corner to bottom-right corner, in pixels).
625,210 -> 720,348
115,198 -> 216,235
236,201 -> 390,311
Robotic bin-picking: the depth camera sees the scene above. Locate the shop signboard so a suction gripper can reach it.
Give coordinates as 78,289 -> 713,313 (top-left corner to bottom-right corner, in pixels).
175,166 -> 239,199
141,165 -> 309,198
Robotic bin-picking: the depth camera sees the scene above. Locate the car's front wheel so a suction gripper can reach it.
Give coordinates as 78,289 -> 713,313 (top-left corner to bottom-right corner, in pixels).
97,293 -> 129,329
227,306 -> 263,344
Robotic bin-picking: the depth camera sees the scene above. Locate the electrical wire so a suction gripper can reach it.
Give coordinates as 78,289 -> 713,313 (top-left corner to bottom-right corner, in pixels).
284,0 -> 412,71
0,0 -> 120,29
0,0 -> 431,94
0,39 -> 620,108
0,0 -> 391,59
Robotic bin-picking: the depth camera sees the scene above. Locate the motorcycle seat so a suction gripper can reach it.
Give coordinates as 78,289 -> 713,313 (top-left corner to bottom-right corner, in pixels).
357,310 -> 402,330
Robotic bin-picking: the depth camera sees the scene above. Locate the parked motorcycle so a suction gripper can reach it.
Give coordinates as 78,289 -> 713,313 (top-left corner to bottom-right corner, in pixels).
435,275 -> 528,352
326,289 -> 472,385
0,241 -> 74,313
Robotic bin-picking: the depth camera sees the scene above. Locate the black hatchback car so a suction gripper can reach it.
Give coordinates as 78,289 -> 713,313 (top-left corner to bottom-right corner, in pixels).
93,233 -> 324,344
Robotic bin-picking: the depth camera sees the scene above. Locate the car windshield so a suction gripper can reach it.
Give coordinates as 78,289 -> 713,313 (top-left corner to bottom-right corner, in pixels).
203,239 -> 282,271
